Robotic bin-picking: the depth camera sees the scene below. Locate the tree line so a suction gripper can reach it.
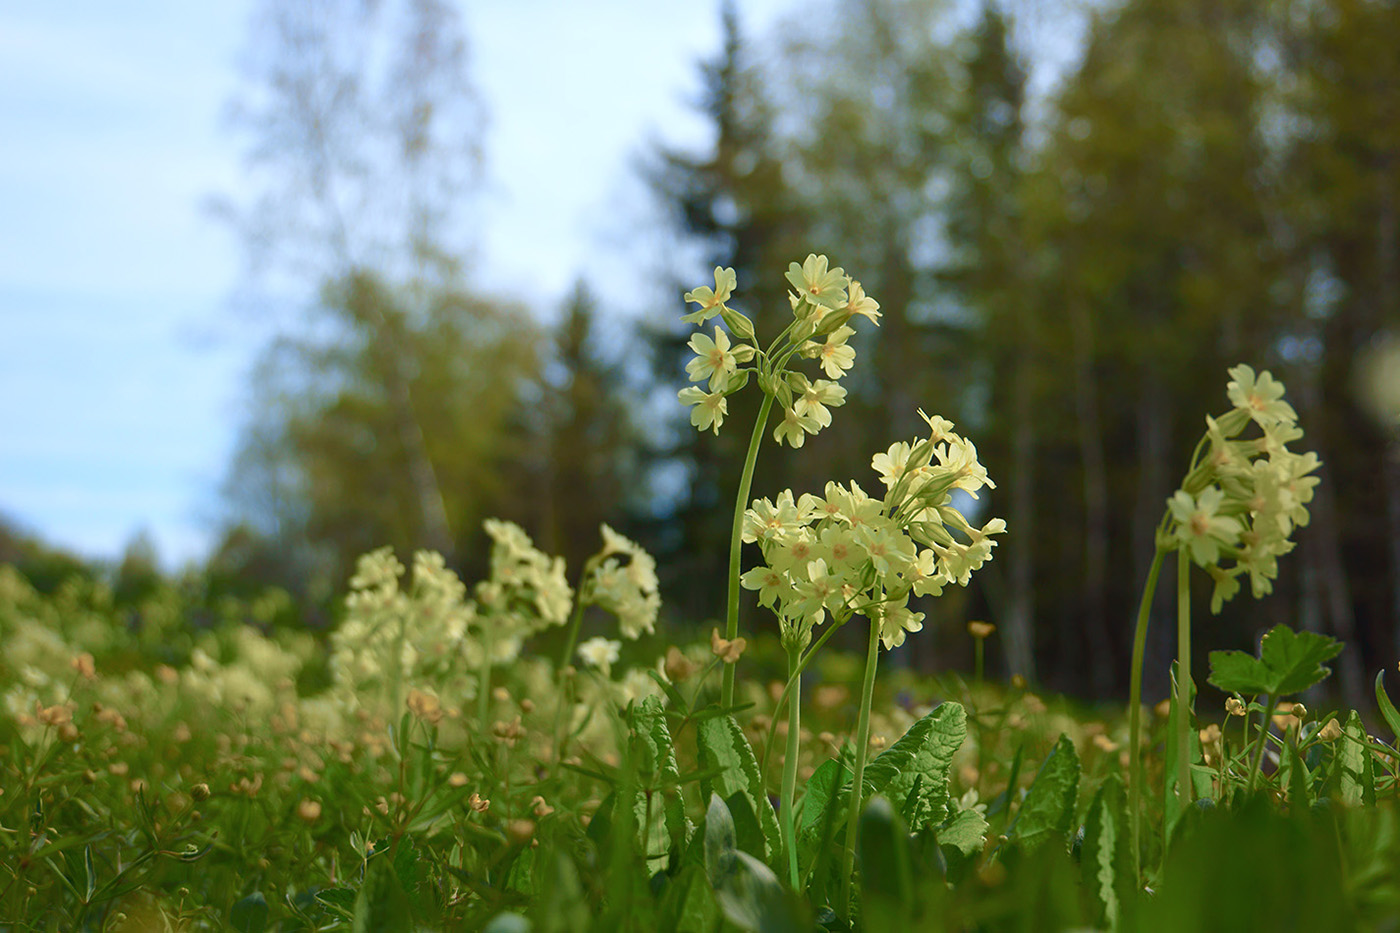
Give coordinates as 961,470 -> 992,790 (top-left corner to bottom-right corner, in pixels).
9,0 -> 1396,702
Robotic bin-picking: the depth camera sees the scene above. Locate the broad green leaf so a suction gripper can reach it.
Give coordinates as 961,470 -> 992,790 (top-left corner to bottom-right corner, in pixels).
937,807 -> 989,858
714,850 -> 805,933
861,701 -> 967,831
696,714 -> 781,861
1338,710 -> 1375,808
1080,774 -> 1132,931
1008,734 -> 1080,850
798,758 -> 847,840
656,863 -> 719,933
230,892 -> 269,933
1208,624 -> 1343,696
796,757 -> 848,872
1375,671 -> 1400,742
704,793 -> 737,888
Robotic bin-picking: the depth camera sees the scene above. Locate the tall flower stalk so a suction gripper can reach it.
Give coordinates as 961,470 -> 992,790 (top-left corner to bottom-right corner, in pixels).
676,257 -> 882,708
1125,364 -> 1319,878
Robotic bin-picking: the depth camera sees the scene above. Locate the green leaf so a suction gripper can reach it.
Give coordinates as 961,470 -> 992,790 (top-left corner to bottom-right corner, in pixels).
1080,774 -> 1133,931
1338,710 -> 1376,808
936,807 -> 989,858
714,851 -> 805,933
861,701 -> 967,831
656,863 -> 719,933
1007,734 -> 1080,851
392,837 -> 426,915
629,695 -> 690,857
704,793 -> 737,889
1208,624 -> 1343,697
800,756 -> 840,851
1285,740 -> 1312,809
1375,671 -> 1400,742
858,796 -> 915,923
353,856 -> 413,933
314,888 -> 356,920
230,892 -> 269,933
695,714 -> 781,862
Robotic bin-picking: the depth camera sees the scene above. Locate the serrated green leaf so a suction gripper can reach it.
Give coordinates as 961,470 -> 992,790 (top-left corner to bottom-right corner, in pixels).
696,714 -> 780,862
861,702 -> 967,831
315,887 -> 356,919
937,807 -> 989,857
1206,650 -> 1272,696
1375,671 -> 1400,742
1209,624 -> 1343,697
1080,774 -> 1132,931
1008,734 -> 1080,851
392,837 -> 426,915
1338,710 -> 1375,808
629,695 -> 690,857
231,892 -> 269,933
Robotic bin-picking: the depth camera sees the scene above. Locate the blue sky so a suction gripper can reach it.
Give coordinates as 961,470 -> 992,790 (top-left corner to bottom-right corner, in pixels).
0,1 -> 790,567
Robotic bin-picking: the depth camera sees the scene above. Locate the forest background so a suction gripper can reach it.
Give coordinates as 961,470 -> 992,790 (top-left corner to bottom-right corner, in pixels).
4,0 -> 1399,709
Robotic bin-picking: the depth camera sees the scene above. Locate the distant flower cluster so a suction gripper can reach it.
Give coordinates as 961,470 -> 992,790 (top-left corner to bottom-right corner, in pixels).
1168,364 -> 1320,611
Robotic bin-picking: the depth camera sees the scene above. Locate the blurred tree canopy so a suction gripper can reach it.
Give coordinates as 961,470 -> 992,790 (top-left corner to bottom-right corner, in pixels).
13,0 -> 1374,697
637,0 -> 1400,699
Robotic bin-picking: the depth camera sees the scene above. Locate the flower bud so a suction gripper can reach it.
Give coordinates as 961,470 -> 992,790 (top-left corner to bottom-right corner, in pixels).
1317,719 -> 1343,743
720,306 -> 755,341
1225,697 -> 1247,717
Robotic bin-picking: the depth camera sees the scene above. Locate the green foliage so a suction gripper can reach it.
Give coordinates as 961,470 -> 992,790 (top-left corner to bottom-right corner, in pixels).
1208,624 -> 1345,697
1338,710 -> 1377,808
695,715 -> 782,863
861,701 -> 967,832
1080,774 -> 1134,930
1007,734 -> 1081,851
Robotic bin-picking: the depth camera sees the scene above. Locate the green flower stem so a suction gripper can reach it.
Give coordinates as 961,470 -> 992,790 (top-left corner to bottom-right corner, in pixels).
1128,544 -> 1166,883
840,615 -> 882,919
1250,694 -> 1276,794
721,392 -> 777,709
780,643 -> 803,889
760,618 -> 847,788
1175,547 -> 1193,807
